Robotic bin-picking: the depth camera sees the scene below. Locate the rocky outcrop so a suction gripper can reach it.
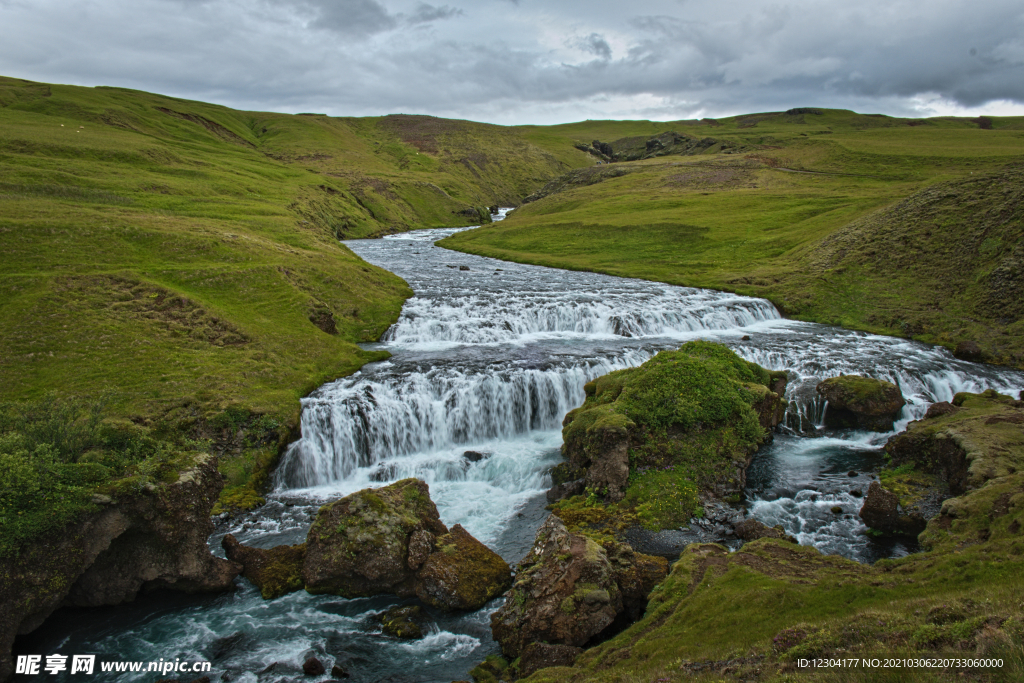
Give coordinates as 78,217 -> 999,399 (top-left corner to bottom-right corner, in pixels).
415,524 -> 512,611
222,534 -> 305,599
886,389 -> 1024,551
301,478 -> 510,609
379,605 -> 426,640
0,454 -> 240,683
816,375 -> 906,431
858,481 -> 928,536
553,342 -> 787,507
490,516 -> 667,659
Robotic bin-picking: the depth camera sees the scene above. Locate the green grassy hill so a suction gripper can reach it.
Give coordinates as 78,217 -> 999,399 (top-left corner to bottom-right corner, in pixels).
0,75 -> 582,510
445,109 -> 1024,368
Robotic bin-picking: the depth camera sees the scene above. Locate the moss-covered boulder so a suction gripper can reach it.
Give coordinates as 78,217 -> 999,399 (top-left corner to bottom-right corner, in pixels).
490,515 -> 666,659
557,341 -> 787,513
379,604 -> 426,640
858,481 -> 928,536
816,374 -> 906,431
221,534 -> 305,599
302,478 -> 449,598
415,524 -> 511,611
301,478 -> 509,610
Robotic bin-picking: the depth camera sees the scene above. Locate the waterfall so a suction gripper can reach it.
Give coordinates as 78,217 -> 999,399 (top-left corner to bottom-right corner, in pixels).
274,351 -> 652,488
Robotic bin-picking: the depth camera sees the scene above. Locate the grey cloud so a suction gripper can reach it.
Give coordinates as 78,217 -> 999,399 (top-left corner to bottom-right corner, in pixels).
285,0 -> 398,36
1,0 -> 1023,124
570,33 -> 612,60
406,3 -> 462,24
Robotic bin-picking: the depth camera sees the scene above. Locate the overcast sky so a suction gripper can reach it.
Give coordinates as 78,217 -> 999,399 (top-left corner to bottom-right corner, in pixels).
2,0 -> 1023,125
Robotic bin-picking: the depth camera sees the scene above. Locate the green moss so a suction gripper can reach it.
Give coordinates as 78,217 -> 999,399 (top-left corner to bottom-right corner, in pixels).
622,466 -> 701,530
556,342 -> 779,537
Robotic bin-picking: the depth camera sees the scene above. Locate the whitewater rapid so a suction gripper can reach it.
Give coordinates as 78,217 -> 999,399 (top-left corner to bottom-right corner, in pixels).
22,210 -> 1024,683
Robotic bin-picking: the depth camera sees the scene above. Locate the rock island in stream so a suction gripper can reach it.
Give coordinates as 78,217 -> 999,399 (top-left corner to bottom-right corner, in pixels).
225,478 -> 512,611
548,341 -> 787,534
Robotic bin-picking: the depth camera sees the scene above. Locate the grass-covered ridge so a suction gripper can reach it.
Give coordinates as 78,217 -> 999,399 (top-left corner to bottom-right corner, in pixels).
441,109 -> 1024,368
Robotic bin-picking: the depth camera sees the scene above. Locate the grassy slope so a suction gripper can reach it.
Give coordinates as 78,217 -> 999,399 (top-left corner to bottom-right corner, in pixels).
0,75 -> 579,508
443,110 -> 1024,367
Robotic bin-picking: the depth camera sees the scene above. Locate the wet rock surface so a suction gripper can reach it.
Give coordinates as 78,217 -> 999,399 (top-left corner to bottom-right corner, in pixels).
415,524 -> 512,611
221,534 -> 305,599
379,605 -> 426,640
816,374 -> 906,431
734,519 -> 798,543
302,478 -> 449,598
859,481 -> 928,536
490,516 -> 666,658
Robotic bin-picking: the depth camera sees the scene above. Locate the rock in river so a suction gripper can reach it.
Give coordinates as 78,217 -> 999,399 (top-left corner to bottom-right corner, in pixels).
816,374 -> 906,432
300,478 -> 511,609
222,534 -> 305,599
490,516 -> 666,658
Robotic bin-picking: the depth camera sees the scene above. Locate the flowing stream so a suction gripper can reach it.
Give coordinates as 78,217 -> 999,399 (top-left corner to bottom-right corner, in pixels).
20,211 -> 1024,683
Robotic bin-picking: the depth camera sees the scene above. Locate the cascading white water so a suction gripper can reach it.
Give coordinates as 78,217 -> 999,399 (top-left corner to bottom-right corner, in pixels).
35,212 -> 1024,683
381,290 -> 780,345
276,351 -> 651,488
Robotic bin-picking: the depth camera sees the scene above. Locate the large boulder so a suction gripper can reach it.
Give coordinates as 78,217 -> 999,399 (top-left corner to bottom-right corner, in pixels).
301,478 -> 510,609
490,516 -> 666,659
0,454 -> 240,683
816,375 -> 906,432
415,524 -> 512,611
859,481 -> 927,536
303,478 -> 448,598
222,534 -> 305,599
554,342 -> 787,508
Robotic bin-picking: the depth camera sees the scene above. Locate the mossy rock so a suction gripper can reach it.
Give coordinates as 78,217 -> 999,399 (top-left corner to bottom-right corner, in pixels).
816,374 -> 905,431
221,534 -> 305,599
558,341 -> 786,516
302,478 -> 447,598
415,524 -> 512,611
379,604 -> 426,640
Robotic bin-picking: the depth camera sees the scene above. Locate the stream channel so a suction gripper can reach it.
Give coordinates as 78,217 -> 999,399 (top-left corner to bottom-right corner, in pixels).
22,210 -> 1024,682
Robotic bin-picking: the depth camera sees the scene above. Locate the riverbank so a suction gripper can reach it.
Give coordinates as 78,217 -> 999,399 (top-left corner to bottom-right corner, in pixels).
440,113 -> 1024,369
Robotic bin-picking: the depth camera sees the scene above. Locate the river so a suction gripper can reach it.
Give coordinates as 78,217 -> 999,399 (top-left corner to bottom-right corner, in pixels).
20,211 -> 1024,683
